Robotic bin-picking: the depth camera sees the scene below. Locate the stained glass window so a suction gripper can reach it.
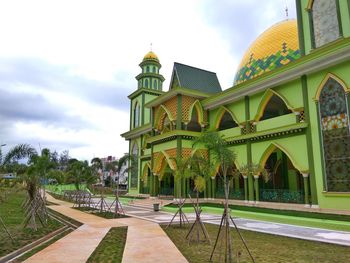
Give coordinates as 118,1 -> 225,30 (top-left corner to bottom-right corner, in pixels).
312,0 -> 340,48
319,78 -> 350,192
130,144 -> 139,188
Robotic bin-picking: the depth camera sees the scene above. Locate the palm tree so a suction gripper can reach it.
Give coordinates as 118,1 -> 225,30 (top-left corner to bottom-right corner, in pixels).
105,154 -> 130,217
91,157 -> 103,184
194,131 -> 255,263
185,154 -> 213,243
0,144 -> 36,171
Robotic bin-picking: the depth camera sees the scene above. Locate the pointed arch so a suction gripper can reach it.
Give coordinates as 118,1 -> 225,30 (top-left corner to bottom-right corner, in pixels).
142,134 -> 150,150
131,140 -> 139,155
187,100 -> 204,124
258,142 -> 305,173
133,100 -> 141,128
152,151 -> 176,177
254,89 -> 294,121
214,106 -> 240,130
141,162 -> 151,182
154,105 -> 174,131
314,73 -> 349,101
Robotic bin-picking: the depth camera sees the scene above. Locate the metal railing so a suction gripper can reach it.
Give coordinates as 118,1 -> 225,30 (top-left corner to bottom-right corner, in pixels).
260,189 -> 304,203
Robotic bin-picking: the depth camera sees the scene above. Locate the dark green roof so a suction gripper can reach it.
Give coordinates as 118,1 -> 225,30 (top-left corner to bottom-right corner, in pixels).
171,62 -> 222,94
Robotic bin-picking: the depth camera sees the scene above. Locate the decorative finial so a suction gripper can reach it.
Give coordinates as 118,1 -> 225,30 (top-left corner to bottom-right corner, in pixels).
285,5 -> 289,19
150,43 -> 153,51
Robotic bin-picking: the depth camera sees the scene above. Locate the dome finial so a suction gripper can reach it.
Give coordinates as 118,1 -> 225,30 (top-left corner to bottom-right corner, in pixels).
150,42 -> 153,51
285,4 -> 289,19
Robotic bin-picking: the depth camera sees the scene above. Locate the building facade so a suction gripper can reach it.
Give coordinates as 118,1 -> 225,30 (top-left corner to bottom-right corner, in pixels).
122,0 -> 350,211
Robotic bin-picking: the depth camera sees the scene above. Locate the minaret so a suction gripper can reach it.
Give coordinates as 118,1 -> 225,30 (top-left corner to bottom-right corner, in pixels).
128,51 -> 165,130
135,51 -> 165,91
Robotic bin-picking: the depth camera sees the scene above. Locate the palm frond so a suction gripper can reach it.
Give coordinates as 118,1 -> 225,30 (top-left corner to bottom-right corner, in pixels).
2,144 -> 37,165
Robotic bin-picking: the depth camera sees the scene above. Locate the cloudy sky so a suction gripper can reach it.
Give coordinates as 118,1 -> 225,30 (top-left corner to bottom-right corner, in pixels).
0,0 -> 296,161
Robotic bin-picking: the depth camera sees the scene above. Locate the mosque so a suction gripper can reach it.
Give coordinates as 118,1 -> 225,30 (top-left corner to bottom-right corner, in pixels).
122,0 -> 350,211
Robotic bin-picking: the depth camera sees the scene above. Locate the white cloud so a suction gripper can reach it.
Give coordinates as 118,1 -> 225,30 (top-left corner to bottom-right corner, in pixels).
0,0 -> 297,160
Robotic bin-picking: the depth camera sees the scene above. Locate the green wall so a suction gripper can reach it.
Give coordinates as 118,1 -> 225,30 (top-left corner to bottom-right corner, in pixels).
307,61 -> 350,209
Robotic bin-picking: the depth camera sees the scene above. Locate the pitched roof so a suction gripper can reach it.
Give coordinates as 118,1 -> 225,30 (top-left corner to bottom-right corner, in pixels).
170,62 -> 222,94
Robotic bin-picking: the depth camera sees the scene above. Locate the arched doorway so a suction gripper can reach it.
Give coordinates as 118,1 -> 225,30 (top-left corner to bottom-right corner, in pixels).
159,165 -> 174,197
260,149 -> 305,203
214,164 -> 244,200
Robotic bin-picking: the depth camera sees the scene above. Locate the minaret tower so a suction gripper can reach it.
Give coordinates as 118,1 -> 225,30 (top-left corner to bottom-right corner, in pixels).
135,51 -> 165,91
128,51 -> 165,131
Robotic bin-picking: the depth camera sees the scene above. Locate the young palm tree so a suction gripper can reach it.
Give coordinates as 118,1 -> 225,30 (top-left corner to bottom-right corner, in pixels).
194,131 -> 255,263
0,144 -> 36,237
185,154 -> 213,243
105,154 -> 130,216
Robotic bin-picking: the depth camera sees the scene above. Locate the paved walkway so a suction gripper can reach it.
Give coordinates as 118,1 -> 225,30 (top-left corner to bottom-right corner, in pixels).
118,201 -> 350,247
24,195 -> 188,263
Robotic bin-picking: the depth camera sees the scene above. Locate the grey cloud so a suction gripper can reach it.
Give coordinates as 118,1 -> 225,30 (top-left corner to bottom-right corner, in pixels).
0,57 -> 134,110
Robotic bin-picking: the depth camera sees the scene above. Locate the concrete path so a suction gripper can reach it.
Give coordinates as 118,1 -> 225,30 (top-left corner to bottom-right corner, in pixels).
121,202 -> 350,247
25,194 -> 188,263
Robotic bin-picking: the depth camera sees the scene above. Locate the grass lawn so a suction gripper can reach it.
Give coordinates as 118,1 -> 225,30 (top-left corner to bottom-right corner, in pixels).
162,205 -> 350,232
0,189 -> 62,257
87,227 -> 127,263
46,184 -> 89,195
74,207 -> 129,219
163,223 -> 350,263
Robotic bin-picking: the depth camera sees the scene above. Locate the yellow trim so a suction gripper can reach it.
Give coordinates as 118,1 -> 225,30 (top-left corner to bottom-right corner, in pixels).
214,106 -> 240,129
322,191 -> 350,197
141,162 -> 151,182
152,150 -> 176,176
314,73 -> 349,101
154,105 -> 174,130
258,142 -> 307,173
187,100 -> 204,124
254,89 -> 294,121
306,0 -> 314,10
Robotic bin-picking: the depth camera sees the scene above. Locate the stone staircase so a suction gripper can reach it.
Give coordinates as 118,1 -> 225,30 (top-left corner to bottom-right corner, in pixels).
128,197 -> 174,210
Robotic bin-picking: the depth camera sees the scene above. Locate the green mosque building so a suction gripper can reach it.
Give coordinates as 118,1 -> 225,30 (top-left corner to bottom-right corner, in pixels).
122,0 -> 350,212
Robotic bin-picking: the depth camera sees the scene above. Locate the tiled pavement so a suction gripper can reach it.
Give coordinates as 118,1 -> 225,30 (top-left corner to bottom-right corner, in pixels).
25,194 -> 350,263
119,201 -> 350,247
24,195 -> 188,263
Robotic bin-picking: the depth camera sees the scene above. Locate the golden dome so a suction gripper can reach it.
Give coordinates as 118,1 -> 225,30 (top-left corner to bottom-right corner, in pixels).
234,19 -> 300,85
143,51 -> 159,62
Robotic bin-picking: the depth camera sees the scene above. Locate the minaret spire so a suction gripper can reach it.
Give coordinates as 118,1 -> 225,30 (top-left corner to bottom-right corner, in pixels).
285,5 -> 289,19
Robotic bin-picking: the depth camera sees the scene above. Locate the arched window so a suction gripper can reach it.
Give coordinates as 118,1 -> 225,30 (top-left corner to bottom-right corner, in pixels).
154,80 -> 157,89
218,111 -> 238,131
146,66 -> 150,73
130,143 -> 139,188
162,115 -> 173,133
318,78 -> 350,192
187,109 -> 201,132
145,79 -> 149,88
311,0 -> 340,48
260,95 -> 292,121
134,103 -> 140,128
152,66 -> 155,73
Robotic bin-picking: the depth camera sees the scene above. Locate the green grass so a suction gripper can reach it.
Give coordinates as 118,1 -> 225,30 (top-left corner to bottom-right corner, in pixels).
0,190 -> 62,257
162,205 -> 350,232
163,223 -> 350,263
87,227 -> 127,263
166,202 -> 350,222
74,207 -> 129,219
46,184 -> 89,195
